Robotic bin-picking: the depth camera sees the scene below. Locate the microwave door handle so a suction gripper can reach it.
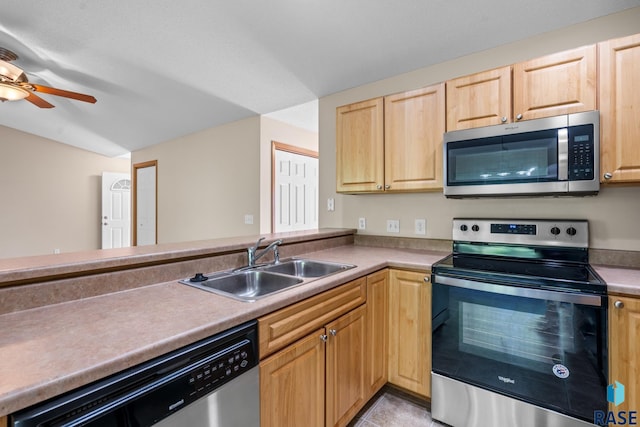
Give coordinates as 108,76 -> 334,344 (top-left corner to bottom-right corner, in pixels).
558,128 -> 568,181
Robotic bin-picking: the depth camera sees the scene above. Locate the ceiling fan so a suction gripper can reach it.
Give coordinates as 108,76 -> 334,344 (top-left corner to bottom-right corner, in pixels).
0,47 -> 96,108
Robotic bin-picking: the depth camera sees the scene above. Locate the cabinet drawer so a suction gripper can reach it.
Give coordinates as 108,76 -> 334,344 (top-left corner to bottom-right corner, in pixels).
258,278 -> 366,358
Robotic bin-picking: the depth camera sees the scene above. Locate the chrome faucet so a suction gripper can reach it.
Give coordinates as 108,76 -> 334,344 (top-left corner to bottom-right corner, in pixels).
247,237 -> 282,267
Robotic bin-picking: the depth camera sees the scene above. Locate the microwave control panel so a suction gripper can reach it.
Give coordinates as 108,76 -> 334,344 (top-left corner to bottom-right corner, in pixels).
568,125 -> 594,181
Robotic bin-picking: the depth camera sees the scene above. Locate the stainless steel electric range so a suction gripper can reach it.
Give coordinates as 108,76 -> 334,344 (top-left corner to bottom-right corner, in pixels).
431,219 -> 607,427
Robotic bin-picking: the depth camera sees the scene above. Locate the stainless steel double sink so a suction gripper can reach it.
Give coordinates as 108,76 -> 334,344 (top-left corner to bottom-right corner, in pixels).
180,259 -> 355,302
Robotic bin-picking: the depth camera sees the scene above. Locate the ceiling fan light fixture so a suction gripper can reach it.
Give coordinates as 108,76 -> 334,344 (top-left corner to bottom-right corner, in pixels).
0,58 -> 25,82
0,82 -> 29,101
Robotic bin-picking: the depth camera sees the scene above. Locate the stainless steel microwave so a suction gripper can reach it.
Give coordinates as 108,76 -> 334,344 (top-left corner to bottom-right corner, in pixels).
443,111 -> 599,198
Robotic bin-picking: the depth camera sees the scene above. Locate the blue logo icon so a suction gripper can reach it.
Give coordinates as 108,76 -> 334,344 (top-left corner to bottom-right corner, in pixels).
608,381 -> 625,406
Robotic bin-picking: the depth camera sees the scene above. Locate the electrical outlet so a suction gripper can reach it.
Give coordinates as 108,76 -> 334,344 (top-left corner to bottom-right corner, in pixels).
244,214 -> 254,225
386,219 -> 400,233
415,219 -> 426,235
327,198 -> 335,211
358,217 -> 366,230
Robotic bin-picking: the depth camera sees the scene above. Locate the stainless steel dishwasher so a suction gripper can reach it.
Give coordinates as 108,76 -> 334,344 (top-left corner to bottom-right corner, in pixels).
11,320 -> 259,427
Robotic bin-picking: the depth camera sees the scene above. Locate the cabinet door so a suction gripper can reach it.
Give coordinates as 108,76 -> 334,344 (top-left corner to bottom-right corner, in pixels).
446,66 -> 511,131
609,295 -> 640,413
365,270 -> 388,397
260,330 -> 326,427
325,305 -> 367,427
513,45 -> 596,121
384,84 -> 445,191
388,269 -> 431,398
336,98 -> 384,192
599,34 -> 640,183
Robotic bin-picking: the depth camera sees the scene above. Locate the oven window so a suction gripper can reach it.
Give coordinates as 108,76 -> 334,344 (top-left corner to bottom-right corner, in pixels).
460,299 -> 576,373
447,129 -> 558,186
432,283 -> 607,421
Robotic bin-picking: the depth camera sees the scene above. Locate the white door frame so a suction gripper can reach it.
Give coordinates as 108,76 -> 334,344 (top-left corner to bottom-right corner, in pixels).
271,141 -> 319,233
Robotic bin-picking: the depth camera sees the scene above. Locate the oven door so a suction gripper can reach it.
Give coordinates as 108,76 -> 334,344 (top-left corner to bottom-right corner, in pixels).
431,274 -> 607,422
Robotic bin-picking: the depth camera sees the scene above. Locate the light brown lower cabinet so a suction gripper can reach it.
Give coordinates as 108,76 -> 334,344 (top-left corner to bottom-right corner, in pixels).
388,269 -> 431,398
259,277 -> 370,427
365,270 -> 388,396
608,294 -> 640,412
260,305 -> 367,427
260,329 -> 326,427
260,269 -> 428,427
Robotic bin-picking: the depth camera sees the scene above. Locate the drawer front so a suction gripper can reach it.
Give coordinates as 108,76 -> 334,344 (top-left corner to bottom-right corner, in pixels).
258,278 -> 366,358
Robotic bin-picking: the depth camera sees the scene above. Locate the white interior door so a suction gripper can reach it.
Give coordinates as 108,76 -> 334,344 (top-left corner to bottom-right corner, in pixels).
101,172 -> 131,249
274,149 -> 318,232
136,164 -> 157,246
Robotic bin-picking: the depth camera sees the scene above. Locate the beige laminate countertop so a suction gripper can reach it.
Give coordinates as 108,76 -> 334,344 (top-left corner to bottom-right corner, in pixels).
1,243 -> 638,418
0,245 -> 444,417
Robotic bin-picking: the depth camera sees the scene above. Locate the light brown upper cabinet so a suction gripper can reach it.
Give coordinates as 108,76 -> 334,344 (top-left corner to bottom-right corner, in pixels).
384,84 -> 445,191
446,45 -> 596,131
446,66 -> 512,131
599,33 -> 640,184
336,98 -> 384,192
513,45 -> 596,121
336,84 -> 445,193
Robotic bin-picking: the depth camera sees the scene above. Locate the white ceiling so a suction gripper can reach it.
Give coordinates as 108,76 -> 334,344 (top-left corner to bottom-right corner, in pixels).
1,1 -> 639,157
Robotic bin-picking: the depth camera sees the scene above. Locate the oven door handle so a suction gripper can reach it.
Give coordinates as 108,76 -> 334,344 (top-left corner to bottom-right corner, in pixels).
433,275 -> 605,307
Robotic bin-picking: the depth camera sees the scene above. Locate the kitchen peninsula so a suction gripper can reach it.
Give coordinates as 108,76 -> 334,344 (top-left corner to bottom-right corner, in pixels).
0,229 -> 639,425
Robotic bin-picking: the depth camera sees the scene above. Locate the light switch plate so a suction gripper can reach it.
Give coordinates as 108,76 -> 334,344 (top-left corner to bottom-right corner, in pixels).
415,219 -> 426,235
327,198 -> 335,211
244,214 -> 254,225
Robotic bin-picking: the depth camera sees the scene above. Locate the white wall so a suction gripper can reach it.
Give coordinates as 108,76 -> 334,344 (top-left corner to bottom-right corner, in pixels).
319,7 -> 640,251
131,117 -> 262,244
0,125 -> 130,258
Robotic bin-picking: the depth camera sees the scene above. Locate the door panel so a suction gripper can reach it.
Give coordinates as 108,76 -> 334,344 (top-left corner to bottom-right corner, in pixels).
101,172 -> 131,249
273,148 -> 318,232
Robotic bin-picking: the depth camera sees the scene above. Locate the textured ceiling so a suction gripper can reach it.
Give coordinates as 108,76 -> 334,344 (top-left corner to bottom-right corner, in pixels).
1,1 -> 639,156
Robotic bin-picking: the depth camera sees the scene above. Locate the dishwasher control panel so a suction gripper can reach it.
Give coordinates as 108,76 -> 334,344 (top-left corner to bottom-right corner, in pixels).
187,339 -> 255,400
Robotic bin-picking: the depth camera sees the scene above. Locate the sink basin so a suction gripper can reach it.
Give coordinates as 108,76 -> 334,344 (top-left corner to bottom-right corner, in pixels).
182,270 -> 303,302
181,258 -> 355,302
260,259 -> 355,278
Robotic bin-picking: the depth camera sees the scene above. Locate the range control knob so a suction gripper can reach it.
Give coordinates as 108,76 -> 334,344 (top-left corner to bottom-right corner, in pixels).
472,224 -> 480,232
550,227 -> 561,236
460,224 -> 468,231
566,227 -> 577,236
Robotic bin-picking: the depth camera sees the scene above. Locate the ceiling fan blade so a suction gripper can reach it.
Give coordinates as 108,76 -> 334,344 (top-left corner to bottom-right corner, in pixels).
25,92 -> 55,108
31,83 -> 97,104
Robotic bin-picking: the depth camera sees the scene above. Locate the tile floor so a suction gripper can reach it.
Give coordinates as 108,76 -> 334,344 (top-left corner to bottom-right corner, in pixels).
349,387 -> 447,427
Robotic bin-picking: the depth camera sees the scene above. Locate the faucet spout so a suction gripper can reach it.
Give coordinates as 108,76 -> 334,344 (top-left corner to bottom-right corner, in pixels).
247,238 -> 282,267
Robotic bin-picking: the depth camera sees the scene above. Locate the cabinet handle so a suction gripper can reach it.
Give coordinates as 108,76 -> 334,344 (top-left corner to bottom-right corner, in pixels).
424,276 -> 430,283
376,185 -> 382,190
614,300 -> 625,309
604,172 -> 613,180
516,113 -> 523,120
384,185 -> 390,190
329,329 -> 337,336
320,334 -> 328,342
501,116 -> 508,123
